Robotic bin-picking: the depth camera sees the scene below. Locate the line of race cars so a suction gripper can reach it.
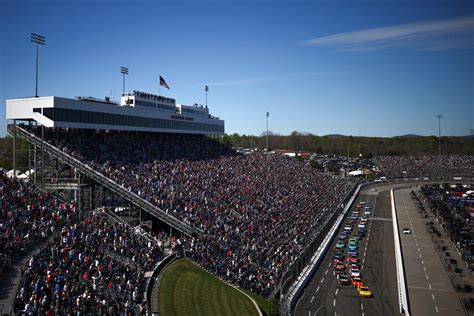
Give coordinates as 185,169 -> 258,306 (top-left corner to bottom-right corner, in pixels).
332,201 -> 373,298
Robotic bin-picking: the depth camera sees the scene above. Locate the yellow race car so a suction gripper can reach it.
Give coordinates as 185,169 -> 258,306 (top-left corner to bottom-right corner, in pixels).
357,285 -> 373,298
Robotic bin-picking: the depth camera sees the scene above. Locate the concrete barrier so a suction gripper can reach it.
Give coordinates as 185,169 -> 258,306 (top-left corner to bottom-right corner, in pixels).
391,189 -> 410,316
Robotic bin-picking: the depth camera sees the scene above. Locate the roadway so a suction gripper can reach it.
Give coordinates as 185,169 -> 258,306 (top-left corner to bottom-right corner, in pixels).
395,187 -> 465,316
295,184 -> 400,316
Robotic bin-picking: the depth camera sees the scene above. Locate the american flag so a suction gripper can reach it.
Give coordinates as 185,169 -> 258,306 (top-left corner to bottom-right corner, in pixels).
159,76 -> 170,89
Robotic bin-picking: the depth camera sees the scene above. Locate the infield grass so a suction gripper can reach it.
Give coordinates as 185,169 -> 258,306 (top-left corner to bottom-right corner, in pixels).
158,258 -> 259,316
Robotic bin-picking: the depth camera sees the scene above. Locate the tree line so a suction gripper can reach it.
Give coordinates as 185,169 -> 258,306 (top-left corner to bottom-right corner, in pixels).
220,131 -> 474,157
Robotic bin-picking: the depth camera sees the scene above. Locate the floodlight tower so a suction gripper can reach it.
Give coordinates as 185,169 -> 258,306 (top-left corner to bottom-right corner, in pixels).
436,114 -> 443,156
31,33 -> 46,98
121,67 -> 129,95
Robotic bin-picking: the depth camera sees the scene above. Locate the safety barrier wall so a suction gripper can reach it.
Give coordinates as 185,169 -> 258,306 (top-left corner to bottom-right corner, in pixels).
391,189 -> 410,316
145,254 -> 177,314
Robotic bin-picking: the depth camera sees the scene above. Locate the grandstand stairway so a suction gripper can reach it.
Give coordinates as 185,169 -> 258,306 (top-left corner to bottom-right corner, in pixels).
9,125 -> 199,237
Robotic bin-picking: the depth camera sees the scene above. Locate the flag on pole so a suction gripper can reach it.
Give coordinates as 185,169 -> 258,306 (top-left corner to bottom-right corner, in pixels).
160,76 -> 170,89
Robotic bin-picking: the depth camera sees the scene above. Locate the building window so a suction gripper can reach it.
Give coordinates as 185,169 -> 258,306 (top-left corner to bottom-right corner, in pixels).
40,107 -> 224,133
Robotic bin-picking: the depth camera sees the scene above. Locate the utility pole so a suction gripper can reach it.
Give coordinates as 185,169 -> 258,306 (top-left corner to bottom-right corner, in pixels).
346,143 -> 349,178
266,112 -> 269,152
12,120 -> 16,179
436,114 -> 443,157
31,33 -> 46,97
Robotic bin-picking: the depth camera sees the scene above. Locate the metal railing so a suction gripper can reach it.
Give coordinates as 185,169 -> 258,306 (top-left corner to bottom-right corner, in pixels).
9,125 -> 199,237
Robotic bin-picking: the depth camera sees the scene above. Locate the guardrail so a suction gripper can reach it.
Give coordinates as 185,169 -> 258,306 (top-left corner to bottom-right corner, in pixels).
9,125 -> 198,237
146,254 -> 177,315
391,189 -> 410,316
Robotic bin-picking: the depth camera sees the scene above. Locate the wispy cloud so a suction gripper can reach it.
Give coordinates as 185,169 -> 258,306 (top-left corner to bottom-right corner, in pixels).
302,15 -> 474,52
197,70 -> 372,87
203,76 -> 274,87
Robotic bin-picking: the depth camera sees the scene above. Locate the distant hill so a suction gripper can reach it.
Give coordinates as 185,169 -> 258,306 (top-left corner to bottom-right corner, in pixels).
324,134 -> 347,138
394,134 -> 423,138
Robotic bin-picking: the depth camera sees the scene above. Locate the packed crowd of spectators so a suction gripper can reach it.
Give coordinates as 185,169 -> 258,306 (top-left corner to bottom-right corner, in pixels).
38,128 -> 353,297
374,155 -> 474,179
419,184 -> 474,271
0,171 -> 76,279
15,210 -> 163,315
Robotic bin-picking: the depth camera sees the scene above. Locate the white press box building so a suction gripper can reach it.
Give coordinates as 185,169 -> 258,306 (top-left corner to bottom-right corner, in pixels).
6,91 -> 224,135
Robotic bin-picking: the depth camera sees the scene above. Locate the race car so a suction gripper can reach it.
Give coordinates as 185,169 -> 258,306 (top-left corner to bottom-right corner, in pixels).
350,268 -> 361,278
352,277 -> 365,288
337,274 -> 350,285
334,265 -> 346,276
357,285 -> 373,298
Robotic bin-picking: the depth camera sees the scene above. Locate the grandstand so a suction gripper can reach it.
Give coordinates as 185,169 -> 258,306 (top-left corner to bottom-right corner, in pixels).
4,90 -> 357,314
374,155 -> 474,179
4,91 -> 473,315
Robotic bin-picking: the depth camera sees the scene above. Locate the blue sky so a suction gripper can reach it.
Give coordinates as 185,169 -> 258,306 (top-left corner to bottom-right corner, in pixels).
1,0 -> 473,137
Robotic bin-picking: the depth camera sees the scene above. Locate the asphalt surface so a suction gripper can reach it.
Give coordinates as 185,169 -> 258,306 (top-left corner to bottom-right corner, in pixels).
395,188 -> 465,316
295,186 -> 399,316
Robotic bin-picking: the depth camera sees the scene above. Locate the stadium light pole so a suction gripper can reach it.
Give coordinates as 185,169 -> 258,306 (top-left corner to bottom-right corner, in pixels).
266,112 -> 269,152
436,114 -> 443,157
121,67 -> 129,95
31,33 -> 46,98
205,85 -> 209,108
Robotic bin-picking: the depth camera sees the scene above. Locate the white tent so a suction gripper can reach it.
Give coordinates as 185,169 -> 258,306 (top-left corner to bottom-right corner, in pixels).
24,169 -> 35,177
6,169 -> 22,179
348,170 -> 364,176
17,173 -> 29,180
